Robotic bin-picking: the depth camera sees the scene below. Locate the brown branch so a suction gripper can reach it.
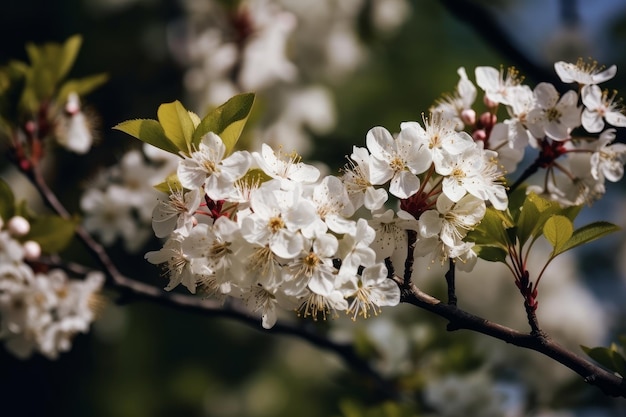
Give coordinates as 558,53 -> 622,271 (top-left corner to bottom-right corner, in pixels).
397,278 -> 626,398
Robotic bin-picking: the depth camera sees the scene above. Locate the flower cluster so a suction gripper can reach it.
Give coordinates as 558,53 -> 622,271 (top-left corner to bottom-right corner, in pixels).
432,59 -> 626,206
0,215 -> 104,359
145,107 -> 509,328
143,59 -> 626,329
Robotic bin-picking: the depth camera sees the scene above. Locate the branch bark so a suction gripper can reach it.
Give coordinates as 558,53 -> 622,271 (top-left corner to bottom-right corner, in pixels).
398,278 -> 626,398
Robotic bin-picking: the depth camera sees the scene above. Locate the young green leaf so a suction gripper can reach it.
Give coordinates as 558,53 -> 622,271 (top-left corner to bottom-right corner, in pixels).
113,119 -> 180,155
25,215 -> 78,254
192,92 -> 255,154
57,73 -> 108,103
515,195 -> 540,247
465,207 -> 512,251
154,173 -> 183,194
581,345 -> 626,377
543,215 -> 573,254
56,35 -> 83,83
157,100 -> 195,155
555,221 -> 620,255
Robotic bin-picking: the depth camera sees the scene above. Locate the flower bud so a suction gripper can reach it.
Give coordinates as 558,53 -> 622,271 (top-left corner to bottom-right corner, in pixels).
7,216 -> 30,236
23,240 -> 42,260
479,112 -> 497,130
472,129 -> 487,142
461,109 -> 476,126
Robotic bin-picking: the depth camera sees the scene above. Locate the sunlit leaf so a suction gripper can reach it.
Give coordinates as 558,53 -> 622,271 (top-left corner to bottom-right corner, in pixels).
113,119 -> 180,155
154,173 -> 183,194
543,215 -> 573,254
157,100 -> 195,154
192,92 -> 255,154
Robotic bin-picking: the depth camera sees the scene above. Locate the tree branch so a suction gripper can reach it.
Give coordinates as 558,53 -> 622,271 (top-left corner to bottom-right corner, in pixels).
397,278 -> 626,398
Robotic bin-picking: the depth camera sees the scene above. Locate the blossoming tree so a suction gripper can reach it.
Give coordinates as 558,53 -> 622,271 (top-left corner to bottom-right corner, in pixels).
2,8 -> 626,414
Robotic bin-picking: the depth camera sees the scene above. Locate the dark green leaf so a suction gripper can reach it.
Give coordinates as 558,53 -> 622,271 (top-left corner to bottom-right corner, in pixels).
0,178 -> 15,221
473,245 -> 508,263
25,215 -> 77,253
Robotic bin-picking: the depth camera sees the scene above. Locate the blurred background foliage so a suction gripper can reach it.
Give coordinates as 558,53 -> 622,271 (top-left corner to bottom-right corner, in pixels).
2,0 -> 626,416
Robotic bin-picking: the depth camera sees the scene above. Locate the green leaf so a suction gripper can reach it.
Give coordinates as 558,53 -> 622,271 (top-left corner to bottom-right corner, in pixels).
113,119 -> 181,155
57,73 -> 108,103
543,215 -> 573,254
466,207 -> 512,249
56,35 -> 83,83
157,100 -> 195,154
473,245 -> 508,263
0,178 -> 15,221
556,221 -> 620,255
582,345 -> 626,377
154,173 -> 183,194
192,92 -> 255,154
25,215 -> 78,253
516,196 -> 540,247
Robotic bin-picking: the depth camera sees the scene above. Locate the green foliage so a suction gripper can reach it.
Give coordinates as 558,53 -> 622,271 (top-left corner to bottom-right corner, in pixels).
0,34 -> 106,135
582,338 -> 626,377
113,119 -> 179,155
157,101 -> 197,155
468,191 -> 620,263
192,92 -> 255,154
114,93 -> 255,157
24,214 -> 79,254
153,173 -> 183,194
0,178 -> 15,221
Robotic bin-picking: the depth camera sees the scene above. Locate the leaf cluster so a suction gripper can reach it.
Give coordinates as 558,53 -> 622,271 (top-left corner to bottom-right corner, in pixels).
0,35 -> 107,138
113,93 -> 255,158
467,188 -> 620,264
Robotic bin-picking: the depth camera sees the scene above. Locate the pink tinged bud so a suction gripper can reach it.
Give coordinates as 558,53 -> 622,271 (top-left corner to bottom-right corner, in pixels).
24,120 -> 36,135
461,109 -> 476,125
23,240 -> 41,260
472,129 -> 487,142
479,112 -> 497,129
7,216 -> 30,236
